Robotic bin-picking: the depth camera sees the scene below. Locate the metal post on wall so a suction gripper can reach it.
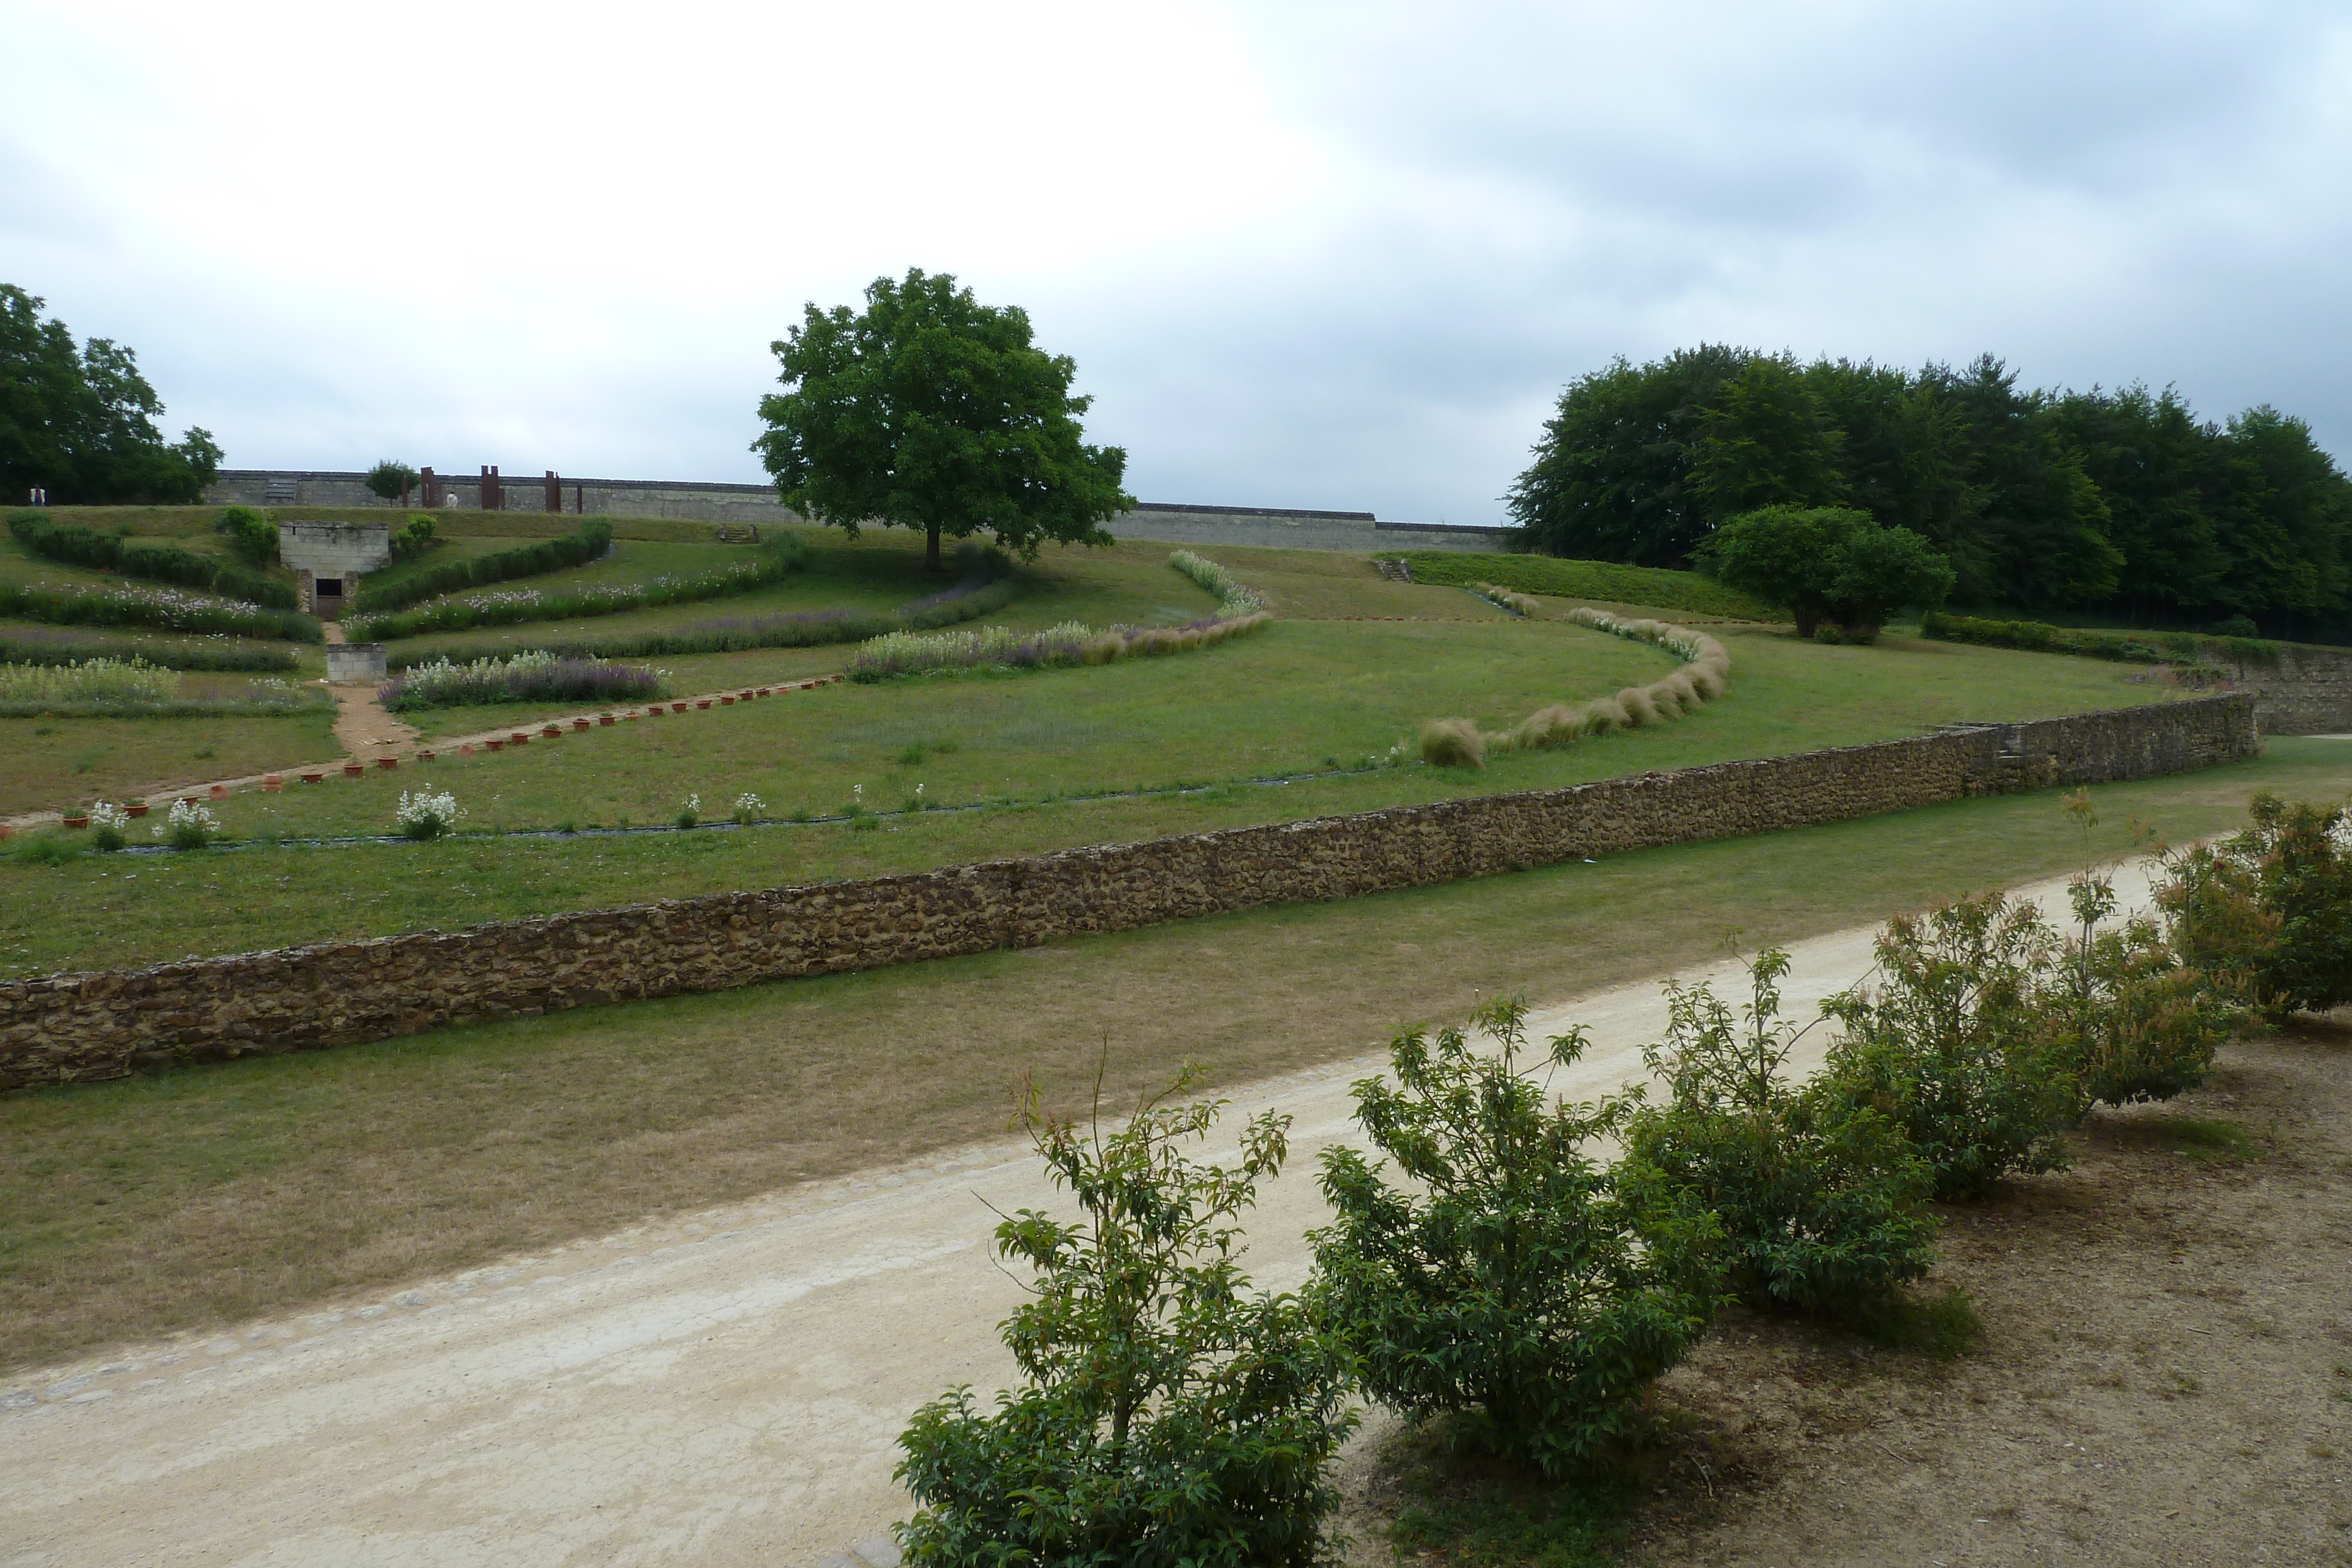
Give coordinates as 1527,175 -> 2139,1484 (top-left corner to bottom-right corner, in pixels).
545,470 -> 560,513
421,467 -> 441,507
481,465 -> 503,511
574,483 -> 584,514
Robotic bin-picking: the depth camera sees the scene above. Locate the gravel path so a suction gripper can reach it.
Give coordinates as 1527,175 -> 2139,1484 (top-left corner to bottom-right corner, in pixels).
0,862 -> 2151,1567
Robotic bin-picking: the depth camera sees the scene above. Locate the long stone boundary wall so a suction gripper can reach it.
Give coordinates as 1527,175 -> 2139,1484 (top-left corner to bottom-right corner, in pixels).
203,470 -> 1508,552
0,696 -> 2257,1091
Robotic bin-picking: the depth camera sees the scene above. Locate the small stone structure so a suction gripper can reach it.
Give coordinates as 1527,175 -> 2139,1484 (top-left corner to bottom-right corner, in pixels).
0,695 -> 2257,1090
276,521 -> 391,618
326,644 -> 388,684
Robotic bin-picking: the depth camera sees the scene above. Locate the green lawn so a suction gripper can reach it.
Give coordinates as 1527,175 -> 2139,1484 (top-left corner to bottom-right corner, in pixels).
2,614 -> 2191,977
0,708 -> 339,821
2,741 -> 2343,1369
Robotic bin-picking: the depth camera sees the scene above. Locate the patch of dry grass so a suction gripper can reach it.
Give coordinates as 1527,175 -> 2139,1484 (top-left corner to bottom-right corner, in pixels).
4,747 -> 2344,1370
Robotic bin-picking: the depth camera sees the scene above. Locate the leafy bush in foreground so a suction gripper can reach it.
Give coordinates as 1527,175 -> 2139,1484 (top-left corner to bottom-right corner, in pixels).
1311,998 -> 1719,1478
1625,951 -> 1938,1320
1819,893 -> 2079,1200
896,1068 -> 1355,1564
2158,792 -> 2352,1018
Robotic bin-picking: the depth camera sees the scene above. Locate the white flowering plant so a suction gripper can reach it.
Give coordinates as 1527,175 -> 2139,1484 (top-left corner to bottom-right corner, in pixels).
395,789 -> 465,841
676,793 -> 701,829
155,798 -> 220,849
731,791 -> 764,826
88,801 -> 131,851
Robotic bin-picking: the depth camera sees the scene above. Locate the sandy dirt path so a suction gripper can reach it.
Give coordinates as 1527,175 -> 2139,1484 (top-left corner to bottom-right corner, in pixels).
0,861 -> 2157,1567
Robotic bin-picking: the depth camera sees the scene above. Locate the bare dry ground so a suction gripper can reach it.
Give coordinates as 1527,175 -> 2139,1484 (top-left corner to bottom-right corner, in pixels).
1336,1018 -> 2352,1567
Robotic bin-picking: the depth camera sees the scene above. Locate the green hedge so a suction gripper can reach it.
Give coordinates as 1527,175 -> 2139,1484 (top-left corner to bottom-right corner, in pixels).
349,537 -> 806,638
388,564 -> 1018,668
1919,610 -> 2278,668
1392,550 -> 1774,619
352,519 -> 614,614
7,511 -> 298,609
0,581 -> 320,642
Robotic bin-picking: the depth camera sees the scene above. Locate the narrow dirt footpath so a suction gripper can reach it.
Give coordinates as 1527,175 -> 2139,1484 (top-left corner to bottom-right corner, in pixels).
0,864 -> 2156,1567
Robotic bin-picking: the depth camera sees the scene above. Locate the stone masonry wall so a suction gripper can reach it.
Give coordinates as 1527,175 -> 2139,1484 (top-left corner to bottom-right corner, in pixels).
0,696 -> 2257,1091
2227,643 -> 2352,734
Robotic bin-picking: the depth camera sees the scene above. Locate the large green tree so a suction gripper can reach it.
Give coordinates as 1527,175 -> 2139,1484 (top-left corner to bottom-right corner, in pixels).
0,285 -> 220,505
753,268 -> 1133,573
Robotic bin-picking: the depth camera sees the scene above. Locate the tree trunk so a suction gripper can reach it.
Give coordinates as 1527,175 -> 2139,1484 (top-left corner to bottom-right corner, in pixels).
926,524 -> 943,574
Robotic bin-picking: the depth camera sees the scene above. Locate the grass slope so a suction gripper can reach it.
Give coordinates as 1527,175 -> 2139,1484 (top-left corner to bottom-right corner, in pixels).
0,620 -> 2185,974
1396,550 -> 1775,619
2,741 -> 2343,1368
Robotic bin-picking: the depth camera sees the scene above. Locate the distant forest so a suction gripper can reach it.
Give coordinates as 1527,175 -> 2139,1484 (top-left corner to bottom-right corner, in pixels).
1506,347 -> 2352,639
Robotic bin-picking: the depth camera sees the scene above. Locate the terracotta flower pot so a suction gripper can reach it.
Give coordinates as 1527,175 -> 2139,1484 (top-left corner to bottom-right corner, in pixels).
510,733 -> 529,745
696,699 -> 711,710
263,775 -> 282,793
542,726 -> 562,739
343,763 -> 365,777
126,802 -> 150,817
573,718 -> 592,731
417,751 -> 435,763
61,814 -> 89,830
300,773 -> 323,784
599,714 -> 615,727
671,701 -> 688,712
376,757 -> 398,770
485,739 -> 503,753
756,687 -> 771,697
209,783 -> 230,800
647,706 -> 665,717
720,696 -> 735,706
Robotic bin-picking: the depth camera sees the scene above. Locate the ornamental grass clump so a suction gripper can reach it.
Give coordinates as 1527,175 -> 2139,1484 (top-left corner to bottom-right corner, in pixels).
0,657 -> 176,706
1168,549 -> 1265,616
394,790 -> 464,841
1428,609 -> 1733,764
379,650 -> 666,710
86,801 -> 131,852
155,798 -> 220,850
1623,950 -> 1939,1321
895,1066 -> 1357,1564
1309,998 -> 1721,1479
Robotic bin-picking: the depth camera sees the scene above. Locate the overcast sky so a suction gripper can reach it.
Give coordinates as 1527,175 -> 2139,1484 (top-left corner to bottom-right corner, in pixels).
6,1 -> 2348,523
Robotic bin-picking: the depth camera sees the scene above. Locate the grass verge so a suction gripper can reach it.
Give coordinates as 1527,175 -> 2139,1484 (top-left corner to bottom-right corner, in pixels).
1,744 -> 2344,1369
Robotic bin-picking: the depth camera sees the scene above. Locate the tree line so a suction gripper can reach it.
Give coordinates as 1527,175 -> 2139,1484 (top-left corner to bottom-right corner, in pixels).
1507,346 -> 2352,640
0,286 -> 220,507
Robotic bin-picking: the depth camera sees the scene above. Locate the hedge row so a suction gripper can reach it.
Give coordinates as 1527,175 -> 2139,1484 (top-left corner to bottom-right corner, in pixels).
0,581 -> 321,642
1919,611 -> 2278,668
0,627 -> 300,672
7,511 -> 297,609
348,537 -> 807,639
1391,550 -> 1774,619
387,565 -> 1017,670
351,519 -> 615,613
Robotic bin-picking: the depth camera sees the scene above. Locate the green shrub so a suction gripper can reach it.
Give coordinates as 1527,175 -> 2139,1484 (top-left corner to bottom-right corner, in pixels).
390,514 -> 437,561
213,505 -> 279,567
1693,506 -> 1953,637
1309,998 -> 1720,1479
364,462 -> 420,503
1819,893 -> 2078,1200
896,1066 -> 1355,1563
1624,951 -> 1939,1319
2159,793 -> 2352,1018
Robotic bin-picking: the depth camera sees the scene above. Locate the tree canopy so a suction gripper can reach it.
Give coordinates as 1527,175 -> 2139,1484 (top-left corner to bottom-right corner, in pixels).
753,268 -> 1133,571
1509,347 -> 2352,638
0,285 -> 220,506
1693,506 -> 1953,637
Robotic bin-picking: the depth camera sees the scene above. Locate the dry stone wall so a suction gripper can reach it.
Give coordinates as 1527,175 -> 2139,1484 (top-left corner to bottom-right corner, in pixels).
0,696 -> 2257,1091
